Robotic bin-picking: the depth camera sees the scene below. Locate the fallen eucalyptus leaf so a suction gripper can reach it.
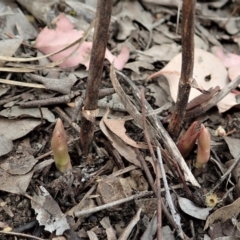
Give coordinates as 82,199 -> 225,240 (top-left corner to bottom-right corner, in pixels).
31,186 -> 70,235
0,117 -> 41,140
148,48 -> 237,113
205,197 -> 240,230
0,134 -> 13,157
178,196 -> 212,220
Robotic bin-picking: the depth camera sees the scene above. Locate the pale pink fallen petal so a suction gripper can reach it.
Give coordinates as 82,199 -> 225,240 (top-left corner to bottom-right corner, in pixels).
105,46 -> 130,70
35,14 -> 84,50
228,65 -> 240,81
211,46 -> 240,68
35,13 -> 129,69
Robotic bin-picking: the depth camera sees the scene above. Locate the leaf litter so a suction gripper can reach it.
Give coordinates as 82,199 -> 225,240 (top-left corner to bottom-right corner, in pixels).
1,0 -> 240,239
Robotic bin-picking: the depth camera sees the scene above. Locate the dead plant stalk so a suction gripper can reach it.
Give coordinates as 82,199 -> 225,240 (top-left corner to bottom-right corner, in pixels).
167,0 -> 196,140
141,88 -> 162,240
80,0 -> 113,156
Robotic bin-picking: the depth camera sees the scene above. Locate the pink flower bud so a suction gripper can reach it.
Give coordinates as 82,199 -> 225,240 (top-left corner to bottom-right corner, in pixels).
195,124 -> 210,169
51,118 -> 72,173
177,121 -> 200,158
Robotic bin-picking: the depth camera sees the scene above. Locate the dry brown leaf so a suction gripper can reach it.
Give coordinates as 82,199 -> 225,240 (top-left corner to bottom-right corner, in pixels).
224,136 -> 240,159
31,186 -> 70,235
204,197 -> 240,230
0,117 -> 41,140
0,106 -> 55,123
103,118 -> 148,149
99,110 -> 141,167
148,48 -> 237,113
0,135 -> 13,157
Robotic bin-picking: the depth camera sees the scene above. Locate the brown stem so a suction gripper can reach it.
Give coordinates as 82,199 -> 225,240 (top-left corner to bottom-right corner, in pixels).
140,88 -> 162,239
167,0 -> 196,141
80,0 -> 113,156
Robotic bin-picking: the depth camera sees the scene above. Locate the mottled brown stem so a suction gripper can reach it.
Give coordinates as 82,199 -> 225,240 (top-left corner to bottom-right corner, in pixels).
80,0 -> 113,156
167,0 -> 196,141
140,88 -> 162,239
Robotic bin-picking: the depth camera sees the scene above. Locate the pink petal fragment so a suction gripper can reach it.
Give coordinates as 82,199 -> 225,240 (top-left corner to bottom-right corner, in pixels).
228,65 -> 240,82
35,13 -> 129,70
211,46 -> 240,68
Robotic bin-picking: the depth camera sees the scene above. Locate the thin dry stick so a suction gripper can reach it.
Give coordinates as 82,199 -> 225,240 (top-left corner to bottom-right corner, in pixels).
141,88 -> 162,240
74,191 -> 153,217
167,0 -> 196,141
113,68 -> 200,187
53,107 -> 81,133
118,208 -> 142,240
157,147 -> 184,239
0,231 -> 45,240
185,75 -> 240,120
207,152 -> 240,195
134,148 -> 177,231
19,91 -> 81,108
80,0 -> 113,156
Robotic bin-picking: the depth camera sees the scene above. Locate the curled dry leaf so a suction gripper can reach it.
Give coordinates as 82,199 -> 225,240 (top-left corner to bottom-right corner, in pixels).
103,117 -> 148,149
148,48 -> 238,113
31,186 -> 70,235
204,197 -> 240,230
35,13 -> 129,70
99,110 -> 141,167
178,196 -> 212,220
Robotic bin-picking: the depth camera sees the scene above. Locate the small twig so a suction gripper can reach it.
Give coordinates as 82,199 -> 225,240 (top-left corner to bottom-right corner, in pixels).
0,89 -> 34,106
35,137 -> 80,161
134,148 -> 155,190
163,153 -> 193,199
113,68 -> 200,187
141,87 -> 162,240
190,220 -> 196,239
186,86 -> 220,110
4,32 -> 36,48
168,0 -> 196,140
13,220 -> 38,233
185,75 -> 240,120
53,107 -> 81,133
156,147 -> 184,239
19,91 -> 81,108
134,149 -> 177,231
80,0 -> 113,156
118,208 -> 142,240
72,88 -> 115,122
207,152 -> 240,195
74,191 -> 153,217
0,231 -> 45,240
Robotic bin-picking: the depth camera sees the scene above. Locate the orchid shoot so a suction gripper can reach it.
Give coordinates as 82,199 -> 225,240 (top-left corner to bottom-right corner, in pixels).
51,118 -> 72,173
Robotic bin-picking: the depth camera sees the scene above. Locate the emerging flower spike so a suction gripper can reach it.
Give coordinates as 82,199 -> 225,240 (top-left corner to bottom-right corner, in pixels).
51,118 -> 72,173
195,124 -> 211,169
177,121 -> 200,158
